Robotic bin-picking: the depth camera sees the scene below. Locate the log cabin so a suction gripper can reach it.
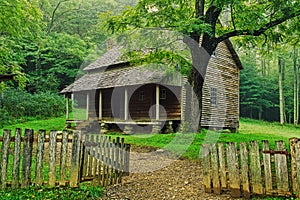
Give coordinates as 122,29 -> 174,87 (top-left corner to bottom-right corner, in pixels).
61,39 -> 242,133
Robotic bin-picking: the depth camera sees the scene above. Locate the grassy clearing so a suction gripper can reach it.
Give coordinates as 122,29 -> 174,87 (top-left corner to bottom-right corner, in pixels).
109,118 -> 300,160
0,116 -> 66,134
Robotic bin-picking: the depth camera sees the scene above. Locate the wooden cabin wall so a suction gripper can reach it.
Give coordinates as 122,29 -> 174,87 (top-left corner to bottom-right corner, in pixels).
102,88 -> 113,118
201,41 -> 240,130
159,86 -> 181,120
129,84 -> 154,120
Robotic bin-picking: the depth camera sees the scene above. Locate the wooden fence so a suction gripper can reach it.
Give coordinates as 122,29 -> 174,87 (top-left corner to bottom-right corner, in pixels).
202,138 -> 300,198
0,128 -> 130,189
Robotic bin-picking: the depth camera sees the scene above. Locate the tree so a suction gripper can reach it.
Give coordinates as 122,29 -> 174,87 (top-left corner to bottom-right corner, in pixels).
105,0 -> 300,130
278,56 -> 286,124
0,0 -> 42,90
293,46 -> 299,125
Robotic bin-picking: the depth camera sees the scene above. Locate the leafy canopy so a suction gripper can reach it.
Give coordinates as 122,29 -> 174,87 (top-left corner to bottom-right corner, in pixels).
106,0 -> 300,54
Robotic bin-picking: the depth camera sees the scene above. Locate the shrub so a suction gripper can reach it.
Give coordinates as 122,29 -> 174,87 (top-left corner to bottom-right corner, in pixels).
0,89 -> 66,127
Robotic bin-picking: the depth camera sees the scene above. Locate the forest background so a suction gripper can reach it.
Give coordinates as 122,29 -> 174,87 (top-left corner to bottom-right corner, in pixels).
0,0 -> 299,127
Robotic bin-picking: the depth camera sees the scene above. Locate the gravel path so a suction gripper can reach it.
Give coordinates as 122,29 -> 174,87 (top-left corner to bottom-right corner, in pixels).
101,148 -> 237,200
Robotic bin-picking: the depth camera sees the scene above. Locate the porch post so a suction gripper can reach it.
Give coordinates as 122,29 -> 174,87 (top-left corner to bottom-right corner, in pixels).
86,91 -> 89,120
99,90 -> 102,120
156,85 -> 160,120
66,94 -> 69,120
124,88 -> 128,120
71,93 -> 74,120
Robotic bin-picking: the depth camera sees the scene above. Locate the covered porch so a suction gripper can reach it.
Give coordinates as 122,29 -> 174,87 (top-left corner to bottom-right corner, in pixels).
65,83 -> 182,133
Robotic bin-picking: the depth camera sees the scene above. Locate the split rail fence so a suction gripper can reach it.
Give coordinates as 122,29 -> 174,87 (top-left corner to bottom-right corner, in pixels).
202,138 -> 300,198
0,128 -> 130,189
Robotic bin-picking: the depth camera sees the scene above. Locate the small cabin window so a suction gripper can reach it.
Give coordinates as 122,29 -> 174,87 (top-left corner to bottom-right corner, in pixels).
139,91 -> 145,101
211,88 -> 217,106
160,88 -> 167,100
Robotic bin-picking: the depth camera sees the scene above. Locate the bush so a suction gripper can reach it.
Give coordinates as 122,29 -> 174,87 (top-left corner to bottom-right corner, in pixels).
0,89 -> 66,127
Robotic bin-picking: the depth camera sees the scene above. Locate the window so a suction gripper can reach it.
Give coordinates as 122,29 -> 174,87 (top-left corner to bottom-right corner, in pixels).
160,88 -> 167,100
211,88 -> 217,106
139,91 -> 145,101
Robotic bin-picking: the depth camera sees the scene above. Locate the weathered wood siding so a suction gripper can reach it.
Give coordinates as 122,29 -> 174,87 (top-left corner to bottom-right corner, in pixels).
128,84 -> 181,120
102,88 -> 113,118
129,84 -> 154,120
159,85 -> 181,120
201,41 -> 240,130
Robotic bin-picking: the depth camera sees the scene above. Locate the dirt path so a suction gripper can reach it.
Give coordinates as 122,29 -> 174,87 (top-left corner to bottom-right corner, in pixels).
101,148 -> 237,200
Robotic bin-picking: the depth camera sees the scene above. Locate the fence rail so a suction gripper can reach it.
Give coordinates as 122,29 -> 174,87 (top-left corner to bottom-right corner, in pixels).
202,138 -> 300,198
0,128 -> 130,189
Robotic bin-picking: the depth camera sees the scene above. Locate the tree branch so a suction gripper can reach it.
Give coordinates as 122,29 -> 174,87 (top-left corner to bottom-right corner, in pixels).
216,9 -> 300,43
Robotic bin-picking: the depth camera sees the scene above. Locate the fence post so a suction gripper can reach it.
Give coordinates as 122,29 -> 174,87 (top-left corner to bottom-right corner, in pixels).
125,144 -> 130,176
275,140 -> 289,193
249,140 -> 263,195
110,139 -> 115,185
70,130 -> 81,187
59,130 -> 69,186
290,138 -> 298,193
22,129 -> 34,188
115,137 -> 121,183
226,142 -> 241,197
202,144 -> 211,193
49,131 -> 57,187
12,128 -> 21,189
218,143 -> 227,190
1,130 -> 11,189
211,144 -> 220,194
36,130 -> 46,186
240,142 -> 250,198
262,140 -> 272,194
295,140 -> 300,198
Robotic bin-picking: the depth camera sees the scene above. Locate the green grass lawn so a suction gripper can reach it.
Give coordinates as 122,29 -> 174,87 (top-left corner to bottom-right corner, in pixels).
0,116 -> 66,134
108,118 -> 300,160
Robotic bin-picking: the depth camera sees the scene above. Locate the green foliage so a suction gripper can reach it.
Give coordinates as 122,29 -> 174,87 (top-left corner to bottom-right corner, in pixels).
0,0 -> 42,38
23,33 -> 89,92
0,184 -> 103,200
239,51 -> 277,120
0,89 -> 66,127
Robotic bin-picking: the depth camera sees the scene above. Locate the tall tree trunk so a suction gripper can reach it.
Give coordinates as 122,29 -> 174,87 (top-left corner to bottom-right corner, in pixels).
278,56 -> 285,125
294,46 -> 299,125
183,35 -> 210,132
261,59 -> 266,76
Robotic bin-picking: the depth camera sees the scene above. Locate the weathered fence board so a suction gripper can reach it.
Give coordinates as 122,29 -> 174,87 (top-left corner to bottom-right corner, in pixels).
262,140 -> 272,194
290,138 -> 298,194
275,141 -> 289,193
295,141 -> 300,198
202,144 -> 211,193
218,143 -> 227,190
203,139 -> 300,198
70,130 -> 81,187
36,130 -> 46,186
211,144 -> 220,194
240,142 -> 250,198
1,130 -> 11,189
59,130 -> 69,186
249,140 -> 263,195
0,128 -> 130,190
226,142 -> 240,197
49,131 -> 57,187
22,129 -> 34,188
12,128 -> 21,188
